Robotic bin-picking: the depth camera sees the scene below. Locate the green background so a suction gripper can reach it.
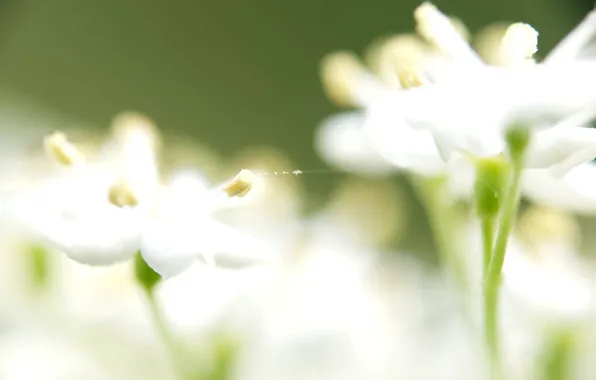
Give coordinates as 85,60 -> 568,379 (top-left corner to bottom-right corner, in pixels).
0,0 -> 588,195
0,0 -> 590,259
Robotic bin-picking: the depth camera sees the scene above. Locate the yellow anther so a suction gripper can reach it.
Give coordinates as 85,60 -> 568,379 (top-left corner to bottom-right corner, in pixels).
43,131 -> 84,166
320,51 -> 368,107
396,65 -> 427,89
222,169 -> 256,198
108,180 -> 139,207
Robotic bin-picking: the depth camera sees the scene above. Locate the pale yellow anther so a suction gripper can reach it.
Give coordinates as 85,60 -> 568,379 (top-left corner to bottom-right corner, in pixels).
396,65 -> 427,89
367,34 -> 427,70
516,206 -> 580,253
500,23 -> 539,63
108,180 -> 139,207
320,51 -> 367,107
222,169 -> 256,198
366,34 -> 429,87
44,131 -> 84,166
473,23 -> 512,65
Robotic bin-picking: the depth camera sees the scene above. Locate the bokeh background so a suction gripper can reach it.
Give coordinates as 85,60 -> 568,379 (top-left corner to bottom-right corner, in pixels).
0,0 -> 592,254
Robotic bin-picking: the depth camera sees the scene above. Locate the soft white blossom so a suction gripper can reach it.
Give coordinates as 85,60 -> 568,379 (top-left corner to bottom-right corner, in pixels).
140,169 -> 273,277
8,115 -> 270,278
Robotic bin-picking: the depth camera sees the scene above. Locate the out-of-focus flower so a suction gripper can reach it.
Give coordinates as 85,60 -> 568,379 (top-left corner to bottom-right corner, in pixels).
8,113 -> 270,278
504,206 -> 593,323
140,169 -> 273,277
397,4 -> 596,165
316,3 -> 596,199
522,163 -> 596,214
11,116 -> 158,266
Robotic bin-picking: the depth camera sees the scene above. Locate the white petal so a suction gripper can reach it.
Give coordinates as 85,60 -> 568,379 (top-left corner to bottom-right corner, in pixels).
12,178 -> 143,265
503,240 -> 593,321
397,78 -> 506,158
544,9 -> 596,64
523,163 -> 596,214
204,221 -> 274,269
139,218 -> 197,278
414,3 -> 484,66
362,96 -> 446,174
140,217 -> 271,278
315,112 -> 396,175
505,63 -> 596,120
526,126 -> 596,175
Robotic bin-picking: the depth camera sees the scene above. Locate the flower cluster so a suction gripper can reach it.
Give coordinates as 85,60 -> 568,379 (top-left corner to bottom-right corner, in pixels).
317,3 -> 596,204
1,3 -> 596,380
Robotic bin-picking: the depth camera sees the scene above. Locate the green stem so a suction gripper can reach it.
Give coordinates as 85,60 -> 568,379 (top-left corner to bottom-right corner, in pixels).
481,216 -> 495,280
144,289 -> 192,380
412,176 -> 467,291
483,156 -> 524,368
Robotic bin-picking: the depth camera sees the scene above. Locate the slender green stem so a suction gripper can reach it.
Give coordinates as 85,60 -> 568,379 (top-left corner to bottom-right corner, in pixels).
144,289 -> 192,380
481,216 -> 495,280
483,156 -> 524,367
412,176 -> 467,291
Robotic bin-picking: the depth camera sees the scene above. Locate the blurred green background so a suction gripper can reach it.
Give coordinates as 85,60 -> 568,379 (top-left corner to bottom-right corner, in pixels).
0,0 -> 591,260
0,0 -> 589,196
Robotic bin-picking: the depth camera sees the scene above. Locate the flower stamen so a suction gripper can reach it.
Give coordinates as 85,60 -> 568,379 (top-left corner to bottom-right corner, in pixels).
222,169 -> 256,198
396,65 -> 427,89
320,52 -> 373,107
108,179 -> 139,207
43,131 -> 85,166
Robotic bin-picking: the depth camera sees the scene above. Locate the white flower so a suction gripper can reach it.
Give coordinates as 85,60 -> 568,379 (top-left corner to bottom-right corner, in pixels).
139,169 -> 273,278
315,112 -> 397,175
9,114 -> 269,278
317,3 -> 596,209
522,163 -> 596,214
502,207 -> 594,323
10,118 -> 157,266
316,41 -> 449,176
385,4 -> 596,168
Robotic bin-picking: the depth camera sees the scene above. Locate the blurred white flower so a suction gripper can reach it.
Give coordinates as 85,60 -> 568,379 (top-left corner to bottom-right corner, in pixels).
8,114 -> 270,278
522,163 -> 596,214
0,328 -> 114,380
140,169 -> 273,277
503,207 -> 594,323
9,114 -> 159,266
317,4 -> 596,193
398,4 -> 596,165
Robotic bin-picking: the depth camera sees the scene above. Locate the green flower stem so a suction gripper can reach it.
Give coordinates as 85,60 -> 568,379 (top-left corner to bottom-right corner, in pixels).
134,253 -> 192,380
144,289 -> 193,380
484,129 -> 528,368
474,155 -> 508,281
412,176 -> 467,291
481,216 -> 495,279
